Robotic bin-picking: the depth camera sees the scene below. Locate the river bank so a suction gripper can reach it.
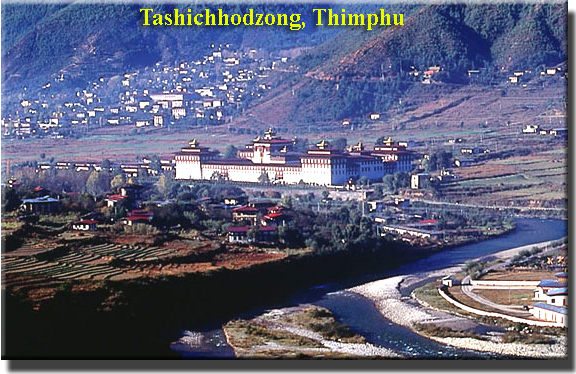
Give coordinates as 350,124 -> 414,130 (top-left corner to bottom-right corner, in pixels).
220,305 -> 403,358
348,238 -> 568,358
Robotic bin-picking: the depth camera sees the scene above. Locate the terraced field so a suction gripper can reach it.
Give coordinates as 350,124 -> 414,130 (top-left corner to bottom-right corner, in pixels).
3,240 -> 58,257
2,240 -> 210,288
440,148 -> 567,208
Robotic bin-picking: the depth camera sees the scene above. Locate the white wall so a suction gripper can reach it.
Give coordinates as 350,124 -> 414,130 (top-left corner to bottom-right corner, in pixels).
175,158 -> 202,179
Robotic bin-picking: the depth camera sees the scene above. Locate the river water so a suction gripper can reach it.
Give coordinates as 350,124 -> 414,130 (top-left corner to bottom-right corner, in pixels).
172,218 -> 567,358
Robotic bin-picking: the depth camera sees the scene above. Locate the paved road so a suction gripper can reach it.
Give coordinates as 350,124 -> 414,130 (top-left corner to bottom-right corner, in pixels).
413,198 -> 566,212
460,280 -> 532,317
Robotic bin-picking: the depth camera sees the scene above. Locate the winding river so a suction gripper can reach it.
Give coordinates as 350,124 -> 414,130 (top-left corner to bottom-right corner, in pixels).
173,218 -> 567,358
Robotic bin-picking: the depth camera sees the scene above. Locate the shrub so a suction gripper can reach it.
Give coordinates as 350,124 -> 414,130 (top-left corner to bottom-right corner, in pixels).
529,246 -> 542,255
501,332 -> 554,344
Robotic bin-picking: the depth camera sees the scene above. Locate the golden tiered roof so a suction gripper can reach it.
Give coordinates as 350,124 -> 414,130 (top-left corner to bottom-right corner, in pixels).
263,127 -> 277,140
353,140 -> 364,151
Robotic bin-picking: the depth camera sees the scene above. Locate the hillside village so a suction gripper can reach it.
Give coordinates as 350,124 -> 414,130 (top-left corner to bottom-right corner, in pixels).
1,39 -> 568,141
2,44 -> 297,139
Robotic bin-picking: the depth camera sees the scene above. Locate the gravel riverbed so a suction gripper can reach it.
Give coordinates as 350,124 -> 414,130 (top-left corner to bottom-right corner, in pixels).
348,265 -> 567,358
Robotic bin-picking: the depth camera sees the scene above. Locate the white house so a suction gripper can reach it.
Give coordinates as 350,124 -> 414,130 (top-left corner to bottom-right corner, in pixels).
523,124 -> 539,134
534,279 -> 567,301
544,287 -> 568,307
530,303 -> 567,327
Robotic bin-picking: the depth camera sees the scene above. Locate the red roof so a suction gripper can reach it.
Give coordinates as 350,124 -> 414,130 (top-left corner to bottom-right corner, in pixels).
125,216 -> 152,222
419,219 -> 437,224
267,205 -> 285,212
76,219 -> 98,225
106,194 -> 127,202
233,206 -> 259,213
227,226 -> 277,233
127,210 -> 153,217
264,212 -> 284,219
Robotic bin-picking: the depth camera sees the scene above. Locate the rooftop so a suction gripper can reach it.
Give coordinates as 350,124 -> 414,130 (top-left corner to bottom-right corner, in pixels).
545,287 -> 568,296
22,195 -> 59,204
105,194 -> 127,202
264,212 -> 284,219
124,216 -> 152,222
75,219 -> 98,225
537,279 -> 568,288
233,206 -> 259,213
531,302 -> 568,315
226,225 -> 277,233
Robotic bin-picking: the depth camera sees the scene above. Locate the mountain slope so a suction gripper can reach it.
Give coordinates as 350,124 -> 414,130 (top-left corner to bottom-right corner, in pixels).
1,2 -> 345,92
245,3 -> 567,127
301,3 -> 567,79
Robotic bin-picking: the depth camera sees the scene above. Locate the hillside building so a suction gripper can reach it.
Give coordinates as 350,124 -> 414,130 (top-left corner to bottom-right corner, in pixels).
72,219 -> 98,231
20,196 -> 60,214
530,272 -> 568,327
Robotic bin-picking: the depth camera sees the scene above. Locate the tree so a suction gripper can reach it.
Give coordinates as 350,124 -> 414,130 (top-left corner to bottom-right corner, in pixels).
110,174 -> 124,190
153,203 -> 189,228
394,172 -> 410,190
101,158 -> 111,170
258,171 -> 270,185
223,145 -> 239,159
357,176 -> 369,187
282,195 -> 294,209
86,171 -> 101,195
2,188 -> 21,212
293,138 -> 310,153
247,226 -> 259,242
438,150 -> 453,170
383,174 -> 395,191
156,174 -> 173,198
278,226 -> 302,247
373,184 -> 384,198
331,137 -> 347,151
426,150 -> 453,172
210,171 -> 225,183
149,155 -> 162,173
427,153 -> 438,172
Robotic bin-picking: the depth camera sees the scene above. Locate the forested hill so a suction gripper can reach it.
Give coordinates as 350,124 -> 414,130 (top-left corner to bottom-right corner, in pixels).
299,3 -> 567,80
246,2 -> 567,125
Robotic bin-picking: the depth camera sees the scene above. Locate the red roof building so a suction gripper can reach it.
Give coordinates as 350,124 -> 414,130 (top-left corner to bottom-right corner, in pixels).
72,219 -> 98,231
226,225 -> 277,244
122,216 -> 153,226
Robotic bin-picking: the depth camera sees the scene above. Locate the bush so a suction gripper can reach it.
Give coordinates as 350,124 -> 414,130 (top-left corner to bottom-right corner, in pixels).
123,223 -> 159,235
501,332 -> 554,344
413,323 -> 484,339
529,246 -> 542,255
